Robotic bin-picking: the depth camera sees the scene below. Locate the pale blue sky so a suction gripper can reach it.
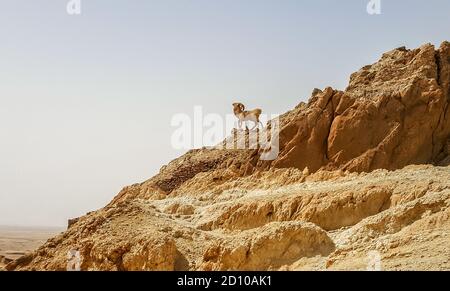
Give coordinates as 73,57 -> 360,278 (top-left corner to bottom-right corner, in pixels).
1,0 -> 449,227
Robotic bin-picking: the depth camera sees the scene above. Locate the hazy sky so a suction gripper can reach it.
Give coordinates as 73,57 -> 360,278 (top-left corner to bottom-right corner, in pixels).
1,0 -> 450,227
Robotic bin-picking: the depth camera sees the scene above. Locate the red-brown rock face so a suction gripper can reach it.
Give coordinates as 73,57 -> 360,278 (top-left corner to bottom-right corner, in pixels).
272,42 -> 450,173
110,42 -> 450,203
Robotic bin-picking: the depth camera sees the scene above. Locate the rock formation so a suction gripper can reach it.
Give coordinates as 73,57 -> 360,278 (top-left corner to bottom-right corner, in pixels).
0,255 -> 12,270
7,42 -> 450,271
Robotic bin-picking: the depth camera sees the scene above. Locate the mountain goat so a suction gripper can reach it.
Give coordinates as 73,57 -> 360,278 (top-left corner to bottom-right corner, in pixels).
232,103 -> 263,130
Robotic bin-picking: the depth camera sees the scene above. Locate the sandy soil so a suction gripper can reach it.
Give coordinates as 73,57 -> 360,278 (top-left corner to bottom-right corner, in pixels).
0,225 -> 63,269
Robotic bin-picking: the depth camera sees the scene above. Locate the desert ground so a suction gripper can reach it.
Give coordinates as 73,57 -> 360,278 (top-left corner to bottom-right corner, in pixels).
0,226 -> 63,270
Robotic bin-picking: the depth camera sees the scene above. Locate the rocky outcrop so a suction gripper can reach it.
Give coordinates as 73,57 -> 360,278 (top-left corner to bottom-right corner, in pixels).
8,165 -> 450,271
110,42 -> 450,204
0,255 -> 12,270
200,222 -> 335,271
7,42 -> 450,271
273,42 -> 450,173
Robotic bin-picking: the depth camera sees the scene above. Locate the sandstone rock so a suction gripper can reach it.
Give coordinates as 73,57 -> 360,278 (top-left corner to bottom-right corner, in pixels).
105,42 -> 450,205
199,222 -> 334,270
0,255 -> 12,269
68,217 -> 80,229
273,42 -> 450,173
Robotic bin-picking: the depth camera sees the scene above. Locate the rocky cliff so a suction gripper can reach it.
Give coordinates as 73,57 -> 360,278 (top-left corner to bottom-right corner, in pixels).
6,42 -> 450,271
